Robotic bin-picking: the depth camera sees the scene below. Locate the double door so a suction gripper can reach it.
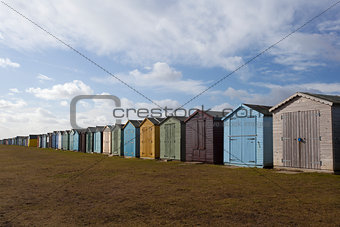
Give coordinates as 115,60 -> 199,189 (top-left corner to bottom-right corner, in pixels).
141,127 -> 153,158
229,116 -> 256,165
282,110 -> 321,169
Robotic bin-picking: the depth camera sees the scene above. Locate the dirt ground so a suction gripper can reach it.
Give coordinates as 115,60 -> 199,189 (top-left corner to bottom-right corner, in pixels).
0,145 -> 339,226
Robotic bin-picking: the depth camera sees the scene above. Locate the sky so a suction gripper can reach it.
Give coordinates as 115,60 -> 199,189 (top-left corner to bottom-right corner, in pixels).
0,0 -> 340,138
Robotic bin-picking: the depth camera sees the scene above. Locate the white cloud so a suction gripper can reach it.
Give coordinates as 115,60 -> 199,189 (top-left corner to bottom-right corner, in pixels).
60,100 -> 68,106
94,62 -> 207,95
224,87 -> 249,99
0,1 -> 338,72
211,102 -> 234,111
222,82 -> 340,106
318,19 -> 340,32
0,58 -> 20,68
26,80 -> 93,100
9,88 -> 20,93
0,99 -> 26,109
0,105 -> 70,138
270,32 -> 339,70
37,73 -> 53,81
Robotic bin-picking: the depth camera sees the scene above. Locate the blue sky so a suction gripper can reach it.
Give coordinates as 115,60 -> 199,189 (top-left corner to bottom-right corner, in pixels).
0,0 -> 340,138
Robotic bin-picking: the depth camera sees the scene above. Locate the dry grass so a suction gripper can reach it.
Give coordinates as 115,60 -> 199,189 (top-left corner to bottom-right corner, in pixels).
0,145 -> 339,226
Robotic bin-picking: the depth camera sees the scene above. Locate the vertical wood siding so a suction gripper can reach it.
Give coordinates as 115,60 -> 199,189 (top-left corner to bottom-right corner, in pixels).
186,111 -> 223,164
272,96 -> 333,171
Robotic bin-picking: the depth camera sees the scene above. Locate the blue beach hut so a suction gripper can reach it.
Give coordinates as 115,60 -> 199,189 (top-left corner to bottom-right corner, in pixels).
52,131 -> 57,149
222,104 -> 273,168
123,120 -> 142,158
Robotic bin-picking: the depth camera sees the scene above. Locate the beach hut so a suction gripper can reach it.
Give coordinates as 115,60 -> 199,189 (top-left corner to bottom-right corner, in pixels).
37,135 -> 41,148
93,126 -> 105,153
47,133 -> 52,148
28,135 -> 38,147
69,131 -> 74,151
25,137 -> 29,146
139,118 -> 164,159
112,124 -> 124,156
79,130 -> 87,153
41,134 -> 46,148
270,92 -> 340,172
223,104 -> 273,168
123,120 -> 142,157
160,116 -> 187,161
86,127 -> 96,153
103,125 -> 114,155
52,132 -> 57,149
70,129 -> 82,151
185,110 -> 224,164
62,131 -> 70,150
57,131 -> 62,149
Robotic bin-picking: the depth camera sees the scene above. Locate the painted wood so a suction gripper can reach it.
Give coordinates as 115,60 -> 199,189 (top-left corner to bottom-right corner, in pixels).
103,125 -> 113,155
271,94 -> 337,171
140,118 -> 163,159
62,131 -> 70,150
160,117 -> 186,161
28,135 -> 38,147
112,124 -> 123,156
93,127 -> 104,154
223,104 -> 273,168
123,120 -> 141,157
185,110 -> 224,164
86,127 -> 96,153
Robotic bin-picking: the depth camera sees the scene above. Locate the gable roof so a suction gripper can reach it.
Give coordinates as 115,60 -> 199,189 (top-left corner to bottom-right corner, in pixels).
184,109 -> 226,122
123,120 -> 142,129
95,126 -> 105,132
222,103 -> 272,120
140,117 -> 165,126
160,116 -> 187,125
87,127 -> 97,133
104,125 -> 114,131
243,104 -> 272,116
270,92 -> 340,112
113,124 -> 123,130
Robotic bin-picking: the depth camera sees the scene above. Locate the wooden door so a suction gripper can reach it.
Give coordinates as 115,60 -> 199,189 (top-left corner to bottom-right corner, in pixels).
229,117 -> 242,163
141,127 -> 147,157
242,117 -> 256,164
124,128 -> 134,157
192,119 -> 206,162
282,110 -> 320,169
103,131 -> 110,154
164,123 -> 176,159
113,129 -> 119,155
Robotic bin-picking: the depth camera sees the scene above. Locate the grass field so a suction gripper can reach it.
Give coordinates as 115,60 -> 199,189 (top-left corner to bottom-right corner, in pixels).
0,145 -> 339,226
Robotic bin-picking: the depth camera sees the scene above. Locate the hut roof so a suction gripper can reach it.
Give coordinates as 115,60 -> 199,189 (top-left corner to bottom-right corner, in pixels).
113,124 -> 124,129
95,126 -> 105,132
145,117 -> 165,125
123,120 -> 143,129
243,104 -> 272,116
87,127 -> 97,132
160,116 -> 187,125
104,125 -> 114,131
185,109 -> 225,122
270,92 -> 340,112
